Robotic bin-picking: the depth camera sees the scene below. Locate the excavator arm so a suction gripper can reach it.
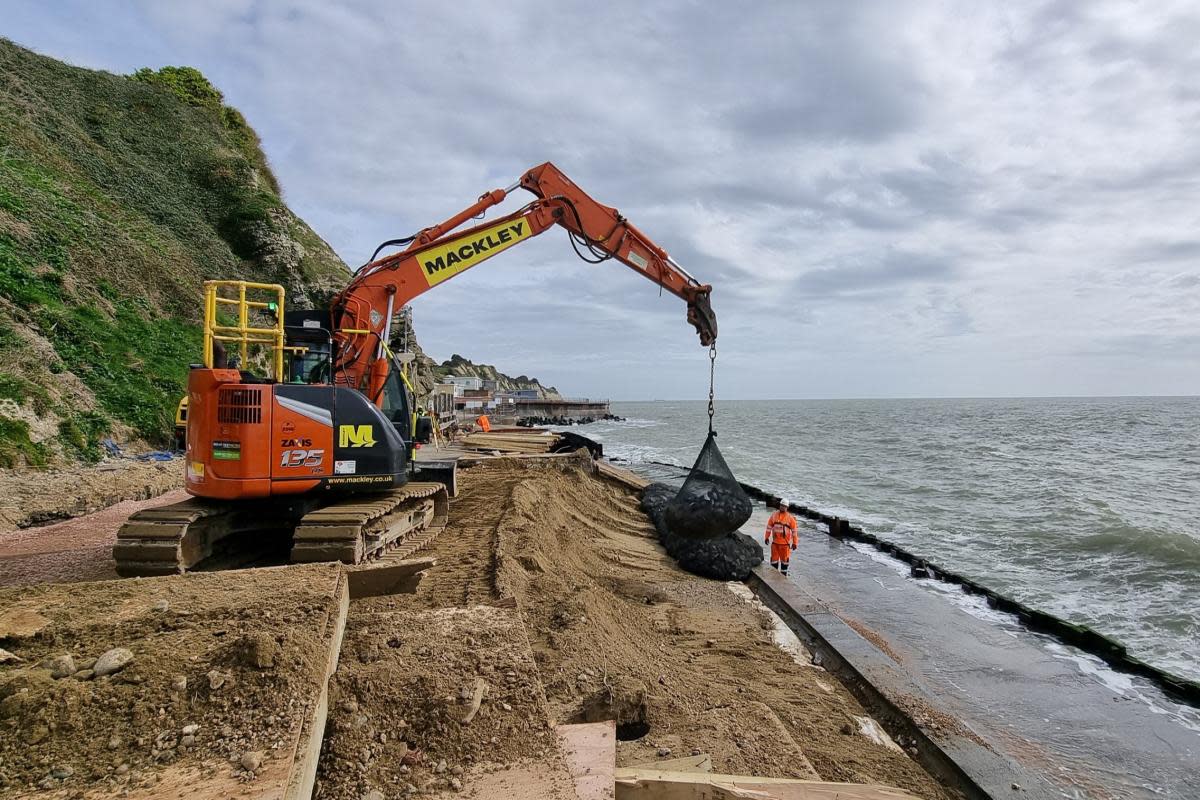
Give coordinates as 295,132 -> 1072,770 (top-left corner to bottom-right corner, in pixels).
330,162 -> 716,398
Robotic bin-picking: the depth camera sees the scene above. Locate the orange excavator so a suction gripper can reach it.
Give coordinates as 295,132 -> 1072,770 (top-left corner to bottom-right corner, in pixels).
113,162 -> 717,576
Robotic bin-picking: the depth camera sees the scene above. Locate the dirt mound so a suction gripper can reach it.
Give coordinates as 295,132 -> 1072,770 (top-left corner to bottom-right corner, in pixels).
0,564 -> 344,796
316,606 -> 561,799
0,458 -> 181,534
473,461 -> 956,798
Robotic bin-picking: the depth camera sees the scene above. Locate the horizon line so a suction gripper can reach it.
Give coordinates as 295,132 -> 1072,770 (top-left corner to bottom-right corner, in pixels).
606,393 -> 1200,402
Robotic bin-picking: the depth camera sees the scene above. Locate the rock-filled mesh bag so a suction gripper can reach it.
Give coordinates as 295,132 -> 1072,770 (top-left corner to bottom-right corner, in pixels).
641,482 -> 762,581
664,432 -> 753,539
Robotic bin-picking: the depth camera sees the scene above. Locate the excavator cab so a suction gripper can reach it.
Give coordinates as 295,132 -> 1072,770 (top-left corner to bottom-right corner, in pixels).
282,309 -> 333,385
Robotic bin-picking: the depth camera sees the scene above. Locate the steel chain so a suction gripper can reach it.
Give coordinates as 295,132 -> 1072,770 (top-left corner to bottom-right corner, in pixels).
707,343 -> 717,435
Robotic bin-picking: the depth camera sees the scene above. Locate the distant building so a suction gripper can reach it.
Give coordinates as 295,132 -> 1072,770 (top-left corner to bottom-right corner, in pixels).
440,375 -> 483,397
512,388 -> 539,399
443,375 -> 483,391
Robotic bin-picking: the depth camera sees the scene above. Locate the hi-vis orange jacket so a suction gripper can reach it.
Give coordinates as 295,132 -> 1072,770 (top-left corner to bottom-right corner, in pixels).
764,510 -> 799,547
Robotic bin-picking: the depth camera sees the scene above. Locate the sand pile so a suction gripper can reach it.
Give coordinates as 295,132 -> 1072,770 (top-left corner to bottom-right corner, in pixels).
445,460 -> 955,799
0,564 -> 344,797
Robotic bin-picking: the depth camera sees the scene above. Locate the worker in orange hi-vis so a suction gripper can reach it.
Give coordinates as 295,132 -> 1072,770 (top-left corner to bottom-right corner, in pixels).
764,499 -> 799,575
476,414 -> 491,432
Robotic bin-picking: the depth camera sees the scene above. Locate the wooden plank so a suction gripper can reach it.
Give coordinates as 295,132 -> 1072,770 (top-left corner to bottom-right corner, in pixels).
596,460 -> 650,491
628,753 -> 711,773
284,570 -> 349,800
614,769 -> 920,800
557,721 -> 616,800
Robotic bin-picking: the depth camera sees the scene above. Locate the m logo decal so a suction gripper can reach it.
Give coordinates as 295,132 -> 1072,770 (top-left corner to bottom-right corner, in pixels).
338,424 -> 376,448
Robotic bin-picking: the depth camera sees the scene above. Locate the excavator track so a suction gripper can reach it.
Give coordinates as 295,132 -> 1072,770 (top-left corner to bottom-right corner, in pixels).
113,482 -> 449,577
290,482 -> 448,564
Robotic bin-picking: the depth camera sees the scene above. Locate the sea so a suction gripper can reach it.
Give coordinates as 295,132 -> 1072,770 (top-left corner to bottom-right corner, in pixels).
580,397 -> 1200,684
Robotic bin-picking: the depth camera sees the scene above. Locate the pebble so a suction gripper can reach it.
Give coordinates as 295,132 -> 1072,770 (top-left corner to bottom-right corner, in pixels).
501,702 -> 513,712
71,669 -> 94,681
50,765 -> 73,780
93,648 -> 134,677
49,654 -> 76,679
450,765 -> 463,776
361,791 -> 385,800
450,778 -> 463,791
107,736 -> 121,750
152,599 -> 170,613
434,759 -> 447,774
115,764 -> 129,775
240,751 -> 263,772
207,670 -> 227,690
171,675 -> 188,693
657,747 -> 672,757
0,647 -> 22,663
180,735 -> 196,748
182,723 -> 199,736
1012,784 -> 1022,792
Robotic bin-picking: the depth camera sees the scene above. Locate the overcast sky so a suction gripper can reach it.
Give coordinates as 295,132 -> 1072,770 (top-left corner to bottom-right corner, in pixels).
6,1 -> 1199,399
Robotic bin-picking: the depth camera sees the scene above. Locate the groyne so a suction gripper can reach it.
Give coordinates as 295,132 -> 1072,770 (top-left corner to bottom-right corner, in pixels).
623,457 -> 1200,708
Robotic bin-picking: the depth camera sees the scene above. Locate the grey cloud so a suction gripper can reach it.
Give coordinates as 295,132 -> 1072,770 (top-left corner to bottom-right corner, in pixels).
793,249 -> 958,297
5,0 -> 1199,398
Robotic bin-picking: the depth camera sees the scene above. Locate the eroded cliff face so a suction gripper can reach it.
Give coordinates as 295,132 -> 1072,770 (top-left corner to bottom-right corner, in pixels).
0,42 -> 349,464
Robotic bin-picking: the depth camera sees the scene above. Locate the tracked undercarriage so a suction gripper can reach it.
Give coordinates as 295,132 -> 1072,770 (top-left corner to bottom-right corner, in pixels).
113,482 -> 449,577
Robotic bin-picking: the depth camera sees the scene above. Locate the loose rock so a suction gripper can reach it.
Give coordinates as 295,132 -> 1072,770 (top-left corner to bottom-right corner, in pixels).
93,647 -> 134,677
240,750 -> 263,772
152,599 -> 170,613
48,654 -> 76,679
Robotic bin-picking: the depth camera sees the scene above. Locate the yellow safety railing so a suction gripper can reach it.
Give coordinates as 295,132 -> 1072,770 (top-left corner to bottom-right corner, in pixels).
203,280 -> 285,382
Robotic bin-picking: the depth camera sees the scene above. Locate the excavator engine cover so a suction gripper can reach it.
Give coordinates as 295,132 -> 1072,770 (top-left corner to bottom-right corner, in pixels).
665,432 -> 752,539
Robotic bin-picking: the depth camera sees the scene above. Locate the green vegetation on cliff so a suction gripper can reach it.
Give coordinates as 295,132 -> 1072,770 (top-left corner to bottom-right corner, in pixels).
0,40 -> 349,464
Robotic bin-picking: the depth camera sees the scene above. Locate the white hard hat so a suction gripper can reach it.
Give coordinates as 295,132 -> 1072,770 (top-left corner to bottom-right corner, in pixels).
779,498 -> 789,507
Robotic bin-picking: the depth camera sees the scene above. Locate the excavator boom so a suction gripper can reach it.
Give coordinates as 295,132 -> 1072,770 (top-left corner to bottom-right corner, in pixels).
331,162 -> 716,394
